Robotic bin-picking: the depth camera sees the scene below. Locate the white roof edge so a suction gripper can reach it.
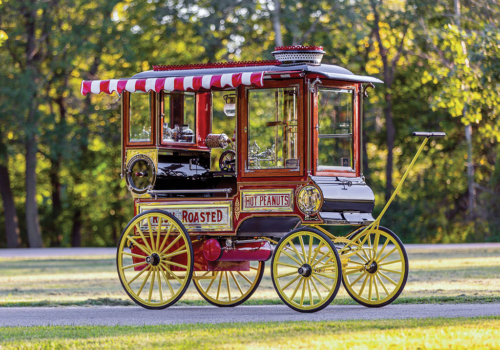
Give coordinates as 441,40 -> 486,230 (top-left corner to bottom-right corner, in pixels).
322,72 -> 384,84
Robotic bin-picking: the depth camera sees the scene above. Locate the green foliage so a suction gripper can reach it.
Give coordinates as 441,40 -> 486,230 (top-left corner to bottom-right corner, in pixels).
0,0 -> 499,246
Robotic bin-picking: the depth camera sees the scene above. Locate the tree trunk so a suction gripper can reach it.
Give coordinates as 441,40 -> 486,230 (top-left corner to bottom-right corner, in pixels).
48,157 -> 62,246
272,0 -> 283,47
71,208 -> 82,247
384,95 -> 395,200
25,101 -> 43,248
0,135 -> 21,248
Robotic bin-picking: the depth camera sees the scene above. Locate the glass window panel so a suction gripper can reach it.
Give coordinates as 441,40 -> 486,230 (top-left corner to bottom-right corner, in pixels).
129,92 -> 152,143
247,87 -> 299,170
162,92 -> 196,143
211,90 -> 236,171
317,88 -> 354,170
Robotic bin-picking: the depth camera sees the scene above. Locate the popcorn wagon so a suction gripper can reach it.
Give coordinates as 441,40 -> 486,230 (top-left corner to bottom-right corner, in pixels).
81,46 -> 444,312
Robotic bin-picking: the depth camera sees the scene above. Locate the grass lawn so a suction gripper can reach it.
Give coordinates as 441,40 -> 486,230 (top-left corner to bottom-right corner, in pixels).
0,247 -> 499,307
0,317 -> 498,349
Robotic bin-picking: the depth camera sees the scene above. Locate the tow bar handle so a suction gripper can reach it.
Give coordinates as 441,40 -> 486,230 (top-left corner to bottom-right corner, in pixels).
412,131 -> 446,137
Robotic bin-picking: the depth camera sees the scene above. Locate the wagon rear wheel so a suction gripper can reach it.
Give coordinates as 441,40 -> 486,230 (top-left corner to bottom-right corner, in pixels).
193,261 -> 264,307
342,226 -> 408,307
117,210 -> 194,309
271,228 -> 342,313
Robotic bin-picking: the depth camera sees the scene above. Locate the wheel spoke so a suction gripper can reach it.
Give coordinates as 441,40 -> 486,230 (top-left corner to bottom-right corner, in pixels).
315,272 -> 336,280
127,236 -> 150,256
158,224 -> 173,253
376,273 -> 389,295
375,238 -> 390,261
226,272 -> 231,302
280,250 -> 304,267
281,274 -> 300,291
379,271 -> 398,286
160,263 -> 184,284
216,271 -> 223,300
310,277 -> 323,301
162,260 -> 188,269
237,271 -> 252,284
288,242 -> 306,264
160,269 -> 174,297
122,261 -> 148,270
358,273 -> 370,296
157,269 -> 163,302
311,252 -> 330,267
298,236 -> 308,264
368,275 -> 373,301
344,268 -> 363,276
312,274 -> 331,291
162,249 -> 188,259
148,267 -> 156,302
206,272 -> 218,294
127,265 -> 150,285
135,223 -> 153,253
137,268 -> 152,297
378,247 -> 398,264
308,235 -> 313,264
379,259 -> 401,266
277,270 -> 298,279
314,263 -> 337,270
373,233 -> 380,257
156,218 -> 162,251
307,278 -> 313,306
309,242 -> 324,266
373,274 -> 380,301
349,271 -> 367,287
230,271 -> 243,295
354,251 -> 368,263
147,217 -> 155,253
277,261 -> 300,269
290,277 -> 303,301
379,267 -> 402,275
300,277 -> 306,306
160,234 -> 183,255
122,251 -> 147,259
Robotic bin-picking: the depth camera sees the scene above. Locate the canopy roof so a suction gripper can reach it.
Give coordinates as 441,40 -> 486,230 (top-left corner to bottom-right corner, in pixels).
80,63 -> 382,96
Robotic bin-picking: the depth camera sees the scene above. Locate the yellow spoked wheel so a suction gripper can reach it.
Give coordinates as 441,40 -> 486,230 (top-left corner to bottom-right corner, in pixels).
342,226 -> 408,307
116,210 -> 193,309
271,228 -> 342,313
193,261 -> 264,307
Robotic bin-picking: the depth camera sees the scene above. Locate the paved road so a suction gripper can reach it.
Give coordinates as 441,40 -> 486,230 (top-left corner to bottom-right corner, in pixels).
1,243 -> 499,258
0,304 -> 499,327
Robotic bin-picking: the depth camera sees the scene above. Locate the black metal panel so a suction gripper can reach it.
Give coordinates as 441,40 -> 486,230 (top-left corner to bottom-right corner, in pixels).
321,200 -> 374,213
237,217 -> 301,237
311,176 -> 375,213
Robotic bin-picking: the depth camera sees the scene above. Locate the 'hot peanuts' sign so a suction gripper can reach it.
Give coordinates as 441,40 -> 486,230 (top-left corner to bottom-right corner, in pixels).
240,189 -> 294,212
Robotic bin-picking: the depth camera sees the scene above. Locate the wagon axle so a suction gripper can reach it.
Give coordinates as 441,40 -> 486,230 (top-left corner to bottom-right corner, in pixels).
145,253 -> 161,266
365,261 -> 378,274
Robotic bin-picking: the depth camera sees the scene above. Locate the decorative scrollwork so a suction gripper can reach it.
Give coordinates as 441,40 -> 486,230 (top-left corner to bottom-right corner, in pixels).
235,198 -> 241,220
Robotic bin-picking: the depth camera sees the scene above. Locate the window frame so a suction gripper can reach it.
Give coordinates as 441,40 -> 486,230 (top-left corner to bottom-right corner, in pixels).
159,90 -> 198,146
240,79 -> 305,178
313,81 -> 360,177
124,91 -> 156,147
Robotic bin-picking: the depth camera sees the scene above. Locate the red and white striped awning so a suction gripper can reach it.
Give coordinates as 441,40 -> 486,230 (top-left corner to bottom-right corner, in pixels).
81,72 -> 266,96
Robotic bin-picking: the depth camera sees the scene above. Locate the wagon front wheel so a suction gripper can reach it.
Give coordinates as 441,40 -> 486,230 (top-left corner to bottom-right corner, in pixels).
342,226 -> 408,307
271,228 -> 342,313
117,210 -> 194,309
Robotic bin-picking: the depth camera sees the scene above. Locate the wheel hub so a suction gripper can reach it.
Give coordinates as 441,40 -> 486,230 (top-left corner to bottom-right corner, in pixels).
298,264 -> 312,277
146,253 -> 161,266
366,261 -> 378,274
